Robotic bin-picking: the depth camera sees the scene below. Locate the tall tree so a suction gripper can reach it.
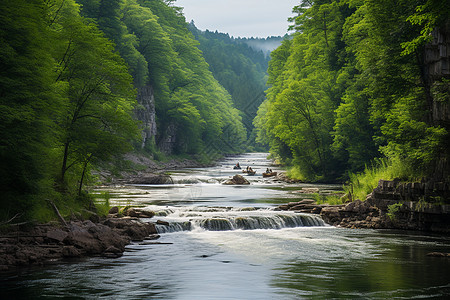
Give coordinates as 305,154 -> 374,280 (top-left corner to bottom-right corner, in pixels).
49,0 -> 139,192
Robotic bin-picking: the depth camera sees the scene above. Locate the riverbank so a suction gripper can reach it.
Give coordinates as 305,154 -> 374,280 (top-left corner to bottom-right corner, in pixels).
0,208 -> 159,271
96,152 -> 214,185
277,179 -> 450,233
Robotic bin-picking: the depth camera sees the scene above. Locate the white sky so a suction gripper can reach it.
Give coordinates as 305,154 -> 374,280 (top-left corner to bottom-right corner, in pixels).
175,0 -> 300,38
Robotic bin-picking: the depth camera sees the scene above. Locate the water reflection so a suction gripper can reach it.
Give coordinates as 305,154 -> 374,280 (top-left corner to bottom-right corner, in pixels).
271,229 -> 450,299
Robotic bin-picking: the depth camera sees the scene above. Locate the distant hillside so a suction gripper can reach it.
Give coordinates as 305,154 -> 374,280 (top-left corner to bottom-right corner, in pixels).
188,23 -> 272,149
236,36 -> 286,55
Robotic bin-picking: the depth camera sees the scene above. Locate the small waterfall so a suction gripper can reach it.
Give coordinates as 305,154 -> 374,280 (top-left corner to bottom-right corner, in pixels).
173,178 -> 201,184
197,214 -> 324,231
301,214 -> 326,226
199,218 -> 234,231
154,208 -> 325,233
156,221 -> 192,233
154,208 -> 175,217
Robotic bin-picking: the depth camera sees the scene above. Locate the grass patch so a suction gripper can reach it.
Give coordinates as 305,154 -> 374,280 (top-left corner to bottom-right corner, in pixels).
27,191 -> 112,224
312,193 -> 345,205
344,158 -> 419,201
94,191 -> 111,217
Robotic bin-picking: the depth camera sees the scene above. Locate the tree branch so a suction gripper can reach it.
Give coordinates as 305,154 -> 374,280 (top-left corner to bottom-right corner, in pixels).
0,213 -> 22,226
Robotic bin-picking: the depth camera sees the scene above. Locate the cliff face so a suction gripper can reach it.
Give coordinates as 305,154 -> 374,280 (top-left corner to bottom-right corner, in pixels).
135,85 -> 157,149
158,123 -> 177,154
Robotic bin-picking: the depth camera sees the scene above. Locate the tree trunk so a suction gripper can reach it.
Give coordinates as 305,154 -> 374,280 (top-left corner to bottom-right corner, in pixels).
60,141 -> 70,185
78,154 -> 92,196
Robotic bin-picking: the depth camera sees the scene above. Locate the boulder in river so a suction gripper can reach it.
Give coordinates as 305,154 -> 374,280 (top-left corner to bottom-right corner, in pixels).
124,208 -> 156,218
129,174 -> 173,184
109,206 -> 119,214
156,220 -> 170,226
222,174 -> 250,185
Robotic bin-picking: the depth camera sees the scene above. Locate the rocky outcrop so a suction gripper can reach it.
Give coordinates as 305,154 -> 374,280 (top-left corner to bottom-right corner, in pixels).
158,123 -> 177,155
320,180 -> 450,232
0,217 -> 159,271
275,179 -> 450,232
127,174 -> 174,185
320,200 -> 391,230
222,174 -> 250,185
121,207 -> 155,218
276,199 -> 323,214
372,179 -> 450,202
424,22 -> 450,180
274,172 -> 302,183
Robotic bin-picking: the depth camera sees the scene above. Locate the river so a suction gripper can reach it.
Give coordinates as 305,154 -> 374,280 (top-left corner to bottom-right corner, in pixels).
2,153 -> 450,299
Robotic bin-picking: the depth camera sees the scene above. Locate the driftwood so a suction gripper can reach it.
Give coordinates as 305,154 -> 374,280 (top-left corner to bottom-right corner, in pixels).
48,200 -> 69,229
0,213 -> 21,226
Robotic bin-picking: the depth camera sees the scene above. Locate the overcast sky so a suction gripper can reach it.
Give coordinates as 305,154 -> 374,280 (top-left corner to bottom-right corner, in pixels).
175,0 -> 299,38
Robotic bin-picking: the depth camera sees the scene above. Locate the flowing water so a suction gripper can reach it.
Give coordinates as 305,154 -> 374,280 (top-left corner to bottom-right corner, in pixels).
2,153 -> 450,299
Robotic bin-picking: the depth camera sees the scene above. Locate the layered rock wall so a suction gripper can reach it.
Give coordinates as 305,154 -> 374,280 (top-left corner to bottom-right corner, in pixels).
320,180 -> 450,232
425,22 -> 450,180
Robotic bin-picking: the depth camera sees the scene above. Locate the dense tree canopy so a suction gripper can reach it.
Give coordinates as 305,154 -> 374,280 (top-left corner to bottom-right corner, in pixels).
255,0 -> 450,182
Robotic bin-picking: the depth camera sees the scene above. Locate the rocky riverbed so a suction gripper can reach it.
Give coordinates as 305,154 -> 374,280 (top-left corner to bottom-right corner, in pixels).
0,208 -> 161,271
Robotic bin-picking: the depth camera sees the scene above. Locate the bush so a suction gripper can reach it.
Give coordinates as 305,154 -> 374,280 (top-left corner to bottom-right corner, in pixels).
387,203 -> 403,221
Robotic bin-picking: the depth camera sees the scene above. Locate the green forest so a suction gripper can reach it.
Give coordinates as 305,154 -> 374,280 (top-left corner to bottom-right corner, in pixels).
0,0 -> 258,221
255,0 -> 450,194
1,0 -> 449,223
188,24 -> 271,148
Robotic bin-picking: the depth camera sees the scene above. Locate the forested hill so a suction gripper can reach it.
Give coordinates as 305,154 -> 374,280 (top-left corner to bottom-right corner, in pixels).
188,24 -> 274,149
255,0 -> 450,185
76,0 -> 247,155
0,0 -> 247,221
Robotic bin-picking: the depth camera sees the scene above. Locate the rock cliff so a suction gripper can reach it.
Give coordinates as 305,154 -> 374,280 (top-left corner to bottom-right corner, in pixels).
135,85 -> 157,149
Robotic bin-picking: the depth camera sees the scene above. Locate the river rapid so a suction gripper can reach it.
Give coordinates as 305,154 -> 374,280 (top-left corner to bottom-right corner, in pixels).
2,153 -> 450,299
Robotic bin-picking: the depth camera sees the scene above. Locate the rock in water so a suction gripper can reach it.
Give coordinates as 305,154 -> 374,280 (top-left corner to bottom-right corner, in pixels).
129,174 -> 173,184
222,174 -> 250,185
109,206 -> 119,214
156,220 -> 170,226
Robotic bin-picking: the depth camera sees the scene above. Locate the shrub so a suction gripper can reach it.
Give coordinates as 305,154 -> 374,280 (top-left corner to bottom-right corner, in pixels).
387,203 -> 403,221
